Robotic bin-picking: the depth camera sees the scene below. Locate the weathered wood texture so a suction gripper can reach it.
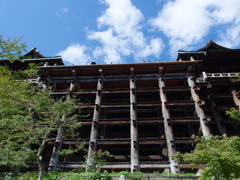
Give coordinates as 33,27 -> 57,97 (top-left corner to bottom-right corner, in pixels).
130,77 -> 140,172
207,97 -> 228,137
37,62 -> 240,173
48,126 -> 66,171
86,77 -> 103,169
159,78 -> 180,173
188,77 -> 211,137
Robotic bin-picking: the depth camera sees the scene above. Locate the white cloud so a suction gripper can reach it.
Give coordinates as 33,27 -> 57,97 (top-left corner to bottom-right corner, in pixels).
137,38 -> 164,59
61,8 -> 69,14
56,12 -> 61,19
56,8 -> 69,19
65,26 -> 72,32
87,0 -> 164,64
150,0 -> 240,55
57,44 -> 91,65
217,24 -> 240,48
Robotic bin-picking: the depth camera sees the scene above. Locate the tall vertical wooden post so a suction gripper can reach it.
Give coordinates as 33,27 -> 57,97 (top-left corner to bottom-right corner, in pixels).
208,98 -> 227,137
184,107 -> 196,139
86,76 -> 103,170
157,108 -> 168,161
130,77 -> 139,172
48,82 -> 76,171
231,89 -> 240,107
159,78 -> 180,174
230,88 -> 240,135
98,109 -> 106,155
48,116 -> 66,171
188,76 -> 211,137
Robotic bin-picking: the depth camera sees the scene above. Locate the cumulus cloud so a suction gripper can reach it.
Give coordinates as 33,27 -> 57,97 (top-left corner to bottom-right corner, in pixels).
87,0 -> 164,63
217,24 -> 240,48
57,44 -> 91,65
150,0 -> 240,55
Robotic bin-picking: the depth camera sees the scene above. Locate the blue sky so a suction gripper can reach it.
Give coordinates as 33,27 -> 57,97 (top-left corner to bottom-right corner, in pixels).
1,0 -> 240,65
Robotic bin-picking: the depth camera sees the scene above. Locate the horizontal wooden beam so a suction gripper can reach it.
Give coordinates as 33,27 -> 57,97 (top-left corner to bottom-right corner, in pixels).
166,101 -> 194,106
73,91 -> 96,94
99,121 -> 130,125
211,94 -> 234,99
62,138 -> 198,145
86,119 -> 200,125
106,155 -> 165,161
34,162 -> 201,169
163,87 -> 190,92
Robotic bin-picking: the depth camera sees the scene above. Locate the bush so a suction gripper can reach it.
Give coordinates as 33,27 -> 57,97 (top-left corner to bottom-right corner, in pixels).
88,170 -> 112,180
173,136 -> 240,180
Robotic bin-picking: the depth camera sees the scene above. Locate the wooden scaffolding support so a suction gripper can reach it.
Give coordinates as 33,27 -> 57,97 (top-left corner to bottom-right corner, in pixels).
86,74 -> 103,169
34,56 -> 240,173
48,117 -> 66,171
159,77 -> 180,173
188,76 -> 211,137
130,75 -> 140,172
208,97 -> 228,137
48,81 -> 76,171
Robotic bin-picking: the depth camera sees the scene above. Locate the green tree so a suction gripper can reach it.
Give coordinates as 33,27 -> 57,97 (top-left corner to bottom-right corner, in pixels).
0,35 -> 31,170
0,67 -> 82,180
0,35 -> 27,62
226,74 -> 240,121
0,36 -> 82,179
85,150 -> 113,180
0,36 -> 83,180
0,66 -> 35,170
33,92 -> 81,180
173,136 -> 240,180
226,108 -> 240,121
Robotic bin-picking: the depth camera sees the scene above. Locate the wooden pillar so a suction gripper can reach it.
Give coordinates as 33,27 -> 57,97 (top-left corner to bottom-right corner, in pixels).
130,77 -> 139,172
48,116 -> 66,171
98,110 -> 106,155
48,81 -> 76,171
188,76 -> 211,137
183,107 -> 196,139
229,88 -> 240,135
45,71 -> 51,89
159,78 -> 180,174
207,97 -> 228,137
230,89 -> 240,107
42,84 -> 48,90
157,106 -> 168,162
86,76 -> 103,170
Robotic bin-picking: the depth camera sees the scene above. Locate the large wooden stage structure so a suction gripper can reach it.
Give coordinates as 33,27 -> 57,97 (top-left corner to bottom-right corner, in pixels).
7,41 -> 240,173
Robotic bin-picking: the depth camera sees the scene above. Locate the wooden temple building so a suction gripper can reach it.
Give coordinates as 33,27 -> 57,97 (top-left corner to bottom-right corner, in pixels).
2,41 -> 240,173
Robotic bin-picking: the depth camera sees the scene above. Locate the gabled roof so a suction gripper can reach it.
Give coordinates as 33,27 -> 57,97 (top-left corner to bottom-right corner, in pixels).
0,47 -> 64,70
197,40 -> 232,51
176,40 -> 239,61
22,47 -> 46,58
22,47 -> 64,65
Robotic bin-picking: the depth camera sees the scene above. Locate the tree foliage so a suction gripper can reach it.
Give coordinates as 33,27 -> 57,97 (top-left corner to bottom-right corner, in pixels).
0,66 -> 82,180
226,73 -> 240,121
0,67 -> 35,169
226,108 -> 240,121
173,136 -> 240,180
0,36 -> 84,180
0,35 -> 27,62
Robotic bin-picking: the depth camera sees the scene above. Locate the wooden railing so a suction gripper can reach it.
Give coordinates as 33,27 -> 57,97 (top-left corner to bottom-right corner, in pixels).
203,72 -> 239,81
